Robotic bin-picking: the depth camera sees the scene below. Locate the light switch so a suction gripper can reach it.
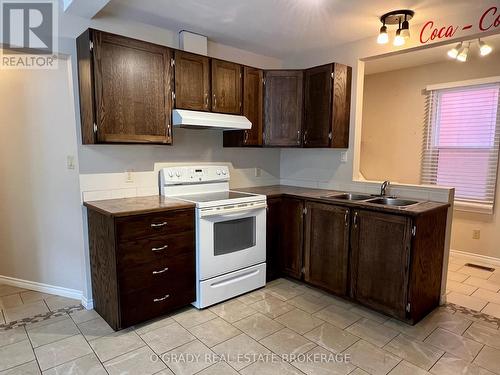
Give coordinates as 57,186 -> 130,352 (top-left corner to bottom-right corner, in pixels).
125,170 -> 134,183
255,168 -> 262,177
66,155 -> 76,170
340,152 -> 348,163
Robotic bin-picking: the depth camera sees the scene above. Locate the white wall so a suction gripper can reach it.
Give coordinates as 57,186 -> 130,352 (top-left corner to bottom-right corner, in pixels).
0,58 -> 85,294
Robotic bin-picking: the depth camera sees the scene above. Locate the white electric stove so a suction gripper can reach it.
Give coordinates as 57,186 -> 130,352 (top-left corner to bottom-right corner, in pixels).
160,165 -> 267,308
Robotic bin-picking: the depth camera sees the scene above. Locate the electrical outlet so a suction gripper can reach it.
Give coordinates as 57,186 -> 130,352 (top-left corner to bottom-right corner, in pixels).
125,170 -> 134,183
66,155 -> 75,170
472,230 -> 481,240
255,168 -> 262,177
340,151 -> 348,163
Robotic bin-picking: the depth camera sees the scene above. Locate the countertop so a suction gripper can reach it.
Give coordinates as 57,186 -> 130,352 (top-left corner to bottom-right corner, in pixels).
238,185 -> 450,216
83,195 -> 195,217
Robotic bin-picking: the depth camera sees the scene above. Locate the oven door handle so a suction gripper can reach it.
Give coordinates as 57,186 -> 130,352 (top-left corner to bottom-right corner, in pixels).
199,202 -> 267,218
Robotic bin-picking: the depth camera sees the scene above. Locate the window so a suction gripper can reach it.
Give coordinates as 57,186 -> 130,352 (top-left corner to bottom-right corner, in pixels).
421,80 -> 500,213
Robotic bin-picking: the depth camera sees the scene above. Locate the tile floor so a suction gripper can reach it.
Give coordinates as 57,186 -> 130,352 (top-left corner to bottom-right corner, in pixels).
2,278 -> 500,374
446,254 -> 500,318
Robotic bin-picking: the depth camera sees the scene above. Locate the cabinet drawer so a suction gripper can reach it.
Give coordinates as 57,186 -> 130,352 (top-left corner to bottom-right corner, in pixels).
118,231 -> 194,268
116,209 -> 194,242
120,281 -> 195,328
118,252 -> 195,293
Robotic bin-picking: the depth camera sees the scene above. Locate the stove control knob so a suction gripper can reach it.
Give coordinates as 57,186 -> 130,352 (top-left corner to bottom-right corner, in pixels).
167,170 -> 173,177
222,169 -> 227,175
216,169 -> 221,176
175,171 -> 181,177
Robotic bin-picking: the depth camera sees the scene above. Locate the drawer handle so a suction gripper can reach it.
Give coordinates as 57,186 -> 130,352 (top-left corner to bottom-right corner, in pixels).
152,245 -> 168,252
153,294 -> 170,302
151,222 -> 167,228
152,267 -> 169,275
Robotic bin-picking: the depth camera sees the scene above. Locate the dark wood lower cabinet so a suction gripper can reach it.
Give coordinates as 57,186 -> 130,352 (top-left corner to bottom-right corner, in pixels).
266,198 -> 281,281
278,198 -> 304,279
86,208 -> 195,330
265,196 -> 448,325
350,210 -> 412,320
304,202 -> 350,295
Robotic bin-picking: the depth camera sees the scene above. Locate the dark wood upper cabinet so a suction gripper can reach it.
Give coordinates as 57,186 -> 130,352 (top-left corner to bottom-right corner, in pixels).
243,67 -> 264,145
304,64 -> 332,147
263,70 -> 304,147
278,198 -> 304,279
331,63 -> 352,148
174,50 -> 210,111
303,63 -> 352,148
223,66 -> 264,147
304,202 -> 350,295
211,59 -> 242,114
350,210 -> 412,319
77,30 -> 174,144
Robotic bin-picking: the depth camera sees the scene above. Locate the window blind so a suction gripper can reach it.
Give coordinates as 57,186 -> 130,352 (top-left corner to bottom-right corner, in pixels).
421,82 -> 500,211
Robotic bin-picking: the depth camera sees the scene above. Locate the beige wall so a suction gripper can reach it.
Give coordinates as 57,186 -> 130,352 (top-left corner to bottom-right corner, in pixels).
0,59 -> 85,292
360,53 -> 500,258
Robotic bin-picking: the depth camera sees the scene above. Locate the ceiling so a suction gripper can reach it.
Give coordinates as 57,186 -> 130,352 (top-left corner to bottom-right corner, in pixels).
365,34 -> 500,75
98,0 -> 491,60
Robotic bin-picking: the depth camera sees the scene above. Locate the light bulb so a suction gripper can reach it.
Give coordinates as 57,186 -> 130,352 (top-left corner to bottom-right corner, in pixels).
447,43 -> 462,59
479,40 -> 492,56
377,25 -> 388,44
393,29 -> 405,46
401,19 -> 410,39
457,43 -> 469,62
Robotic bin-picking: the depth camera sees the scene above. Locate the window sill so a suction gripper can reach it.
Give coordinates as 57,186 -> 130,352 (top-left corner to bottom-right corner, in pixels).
454,201 -> 494,215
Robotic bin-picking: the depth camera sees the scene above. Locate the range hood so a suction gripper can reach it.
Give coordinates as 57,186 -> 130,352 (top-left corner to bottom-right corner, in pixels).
172,109 -> 251,130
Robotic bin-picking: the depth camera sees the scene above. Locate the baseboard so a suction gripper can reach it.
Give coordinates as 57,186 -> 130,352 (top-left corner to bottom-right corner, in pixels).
450,249 -> 500,268
0,275 -> 84,303
81,295 -> 94,310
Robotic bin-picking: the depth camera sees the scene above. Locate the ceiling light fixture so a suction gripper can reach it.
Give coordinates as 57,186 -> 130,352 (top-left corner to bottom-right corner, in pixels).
446,39 -> 493,61
377,9 -> 414,47
479,39 -> 493,56
457,42 -> 470,62
447,42 -> 462,59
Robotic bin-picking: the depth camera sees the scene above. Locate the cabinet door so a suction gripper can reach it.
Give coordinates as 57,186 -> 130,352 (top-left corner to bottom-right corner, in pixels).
279,198 -> 304,279
350,210 -> 412,319
266,198 -> 281,281
303,64 -> 332,148
174,51 -> 210,111
243,67 -> 264,145
211,59 -> 242,114
93,31 -> 173,144
223,66 -> 263,147
331,63 -> 352,148
263,70 -> 303,147
304,202 -> 349,295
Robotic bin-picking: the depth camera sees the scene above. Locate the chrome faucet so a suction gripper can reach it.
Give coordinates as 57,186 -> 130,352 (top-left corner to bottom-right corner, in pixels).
381,181 -> 390,197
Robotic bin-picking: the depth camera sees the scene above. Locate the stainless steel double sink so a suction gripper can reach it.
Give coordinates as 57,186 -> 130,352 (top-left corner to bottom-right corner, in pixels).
320,192 -> 420,208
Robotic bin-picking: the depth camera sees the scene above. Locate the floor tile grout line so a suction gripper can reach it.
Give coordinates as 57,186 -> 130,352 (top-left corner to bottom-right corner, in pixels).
69,310 -> 114,373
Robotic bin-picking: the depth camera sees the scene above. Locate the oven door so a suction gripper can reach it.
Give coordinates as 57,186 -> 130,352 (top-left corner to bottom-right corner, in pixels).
198,202 -> 266,280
